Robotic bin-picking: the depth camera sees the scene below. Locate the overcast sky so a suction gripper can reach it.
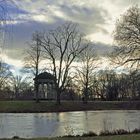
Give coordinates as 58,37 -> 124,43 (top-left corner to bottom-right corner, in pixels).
0,0 -> 139,69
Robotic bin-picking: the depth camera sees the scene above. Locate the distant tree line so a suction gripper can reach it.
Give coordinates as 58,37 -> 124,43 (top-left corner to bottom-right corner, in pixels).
0,66 -> 140,101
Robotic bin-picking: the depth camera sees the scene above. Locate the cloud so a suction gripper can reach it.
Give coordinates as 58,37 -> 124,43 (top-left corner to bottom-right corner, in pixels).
10,0 -> 110,34
0,0 -> 112,64
3,0 -> 140,64
7,0 -> 140,30
1,53 -> 23,69
2,0 -> 112,56
57,4 -> 110,34
109,0 -> 140,6
93,42 -> 114,56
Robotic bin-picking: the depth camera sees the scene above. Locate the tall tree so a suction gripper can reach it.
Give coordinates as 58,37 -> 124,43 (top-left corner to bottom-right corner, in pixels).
10,74 -> 30,99
0,62 -> 12,90
24,31 -> 43,102
40,23 -> 86,104
24,31 -> 43,77
75,45 -> 98,103
113,6 -> 140,69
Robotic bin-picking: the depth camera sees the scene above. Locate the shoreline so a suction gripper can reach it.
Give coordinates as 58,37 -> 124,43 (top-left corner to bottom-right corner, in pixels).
0,100 -> 140,113
1,134 -> 140,140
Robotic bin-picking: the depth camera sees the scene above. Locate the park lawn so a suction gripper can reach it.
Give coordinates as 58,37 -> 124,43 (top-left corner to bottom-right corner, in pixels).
1,134 -> 140,140
36,134 -> 140,140
0,100 -> 57,113
20,134 -> 140,139
0,100 -> 140,113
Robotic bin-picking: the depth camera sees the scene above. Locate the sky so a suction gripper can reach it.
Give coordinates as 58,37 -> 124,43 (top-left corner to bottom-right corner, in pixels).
0,0 -> 139,70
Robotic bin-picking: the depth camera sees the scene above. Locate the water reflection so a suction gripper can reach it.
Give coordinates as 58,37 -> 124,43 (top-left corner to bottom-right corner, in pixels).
0,110 -> 140,138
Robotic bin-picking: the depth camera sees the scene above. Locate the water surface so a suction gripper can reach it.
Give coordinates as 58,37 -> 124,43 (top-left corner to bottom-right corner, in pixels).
0,110 -> 140,138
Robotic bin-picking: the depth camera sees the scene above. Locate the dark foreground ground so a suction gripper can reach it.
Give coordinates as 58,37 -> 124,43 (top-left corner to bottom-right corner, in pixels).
0,100 -> 140,113
1,134 -> 140,140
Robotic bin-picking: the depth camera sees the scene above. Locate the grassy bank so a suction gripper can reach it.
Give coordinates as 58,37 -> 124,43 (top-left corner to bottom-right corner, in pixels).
1,134 -> 140,140
0,100 -> 140,113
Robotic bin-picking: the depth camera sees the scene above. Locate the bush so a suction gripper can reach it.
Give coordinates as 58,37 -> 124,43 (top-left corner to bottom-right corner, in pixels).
99,129 -> 129,136
61,128 -> 140,138
131,128 -> 140,134
12,136 -> 20,139
82,131 -> 97,137
63,135 -> 75,137
115,129 -> 130,135
100,130 -> 112,136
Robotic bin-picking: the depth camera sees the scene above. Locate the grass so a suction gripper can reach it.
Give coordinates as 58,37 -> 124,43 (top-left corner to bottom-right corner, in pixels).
1,134 -> 140,140
0,100 -> 140,113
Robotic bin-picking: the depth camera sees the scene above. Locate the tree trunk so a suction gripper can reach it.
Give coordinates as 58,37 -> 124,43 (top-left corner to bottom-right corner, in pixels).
35,82 -> 40,103
83,87 -> 88,104
84,89 -> 88,104
56,89 -> 61,105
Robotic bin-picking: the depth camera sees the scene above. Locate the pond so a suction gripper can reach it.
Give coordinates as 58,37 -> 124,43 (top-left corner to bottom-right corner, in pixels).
0,110 -> 140,138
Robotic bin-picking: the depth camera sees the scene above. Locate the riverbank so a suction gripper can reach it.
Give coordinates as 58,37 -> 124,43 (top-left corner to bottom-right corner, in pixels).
0,100 -> 140,113
1,134 -> 140,140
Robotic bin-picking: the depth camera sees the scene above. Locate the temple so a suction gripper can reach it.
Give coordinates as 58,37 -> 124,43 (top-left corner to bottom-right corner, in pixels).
34,72 -> 56,100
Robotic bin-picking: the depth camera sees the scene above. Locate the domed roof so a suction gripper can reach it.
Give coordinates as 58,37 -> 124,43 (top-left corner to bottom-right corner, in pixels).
34,72 -> 55,81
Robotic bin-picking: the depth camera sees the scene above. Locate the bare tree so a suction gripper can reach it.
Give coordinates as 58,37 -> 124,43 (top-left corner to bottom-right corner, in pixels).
10,74 -> 26,98
0,62 -> 12,90
24,31 -> 43,102
75,45 -> 98,103
113,6 -> 140,69
40,23 -> 86,104
24,31 -> 43,77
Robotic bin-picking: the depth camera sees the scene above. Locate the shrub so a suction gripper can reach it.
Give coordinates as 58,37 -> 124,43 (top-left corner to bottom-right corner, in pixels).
131,128 -> 140,134
115,129 -> 129,135
82,131 -> 97,137
12,136 -> 20,139
100,130 -> 112,136
99,129 -> 129,136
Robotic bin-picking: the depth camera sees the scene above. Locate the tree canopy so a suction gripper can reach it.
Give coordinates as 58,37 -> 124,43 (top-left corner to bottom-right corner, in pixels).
113,6 -> 140,68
